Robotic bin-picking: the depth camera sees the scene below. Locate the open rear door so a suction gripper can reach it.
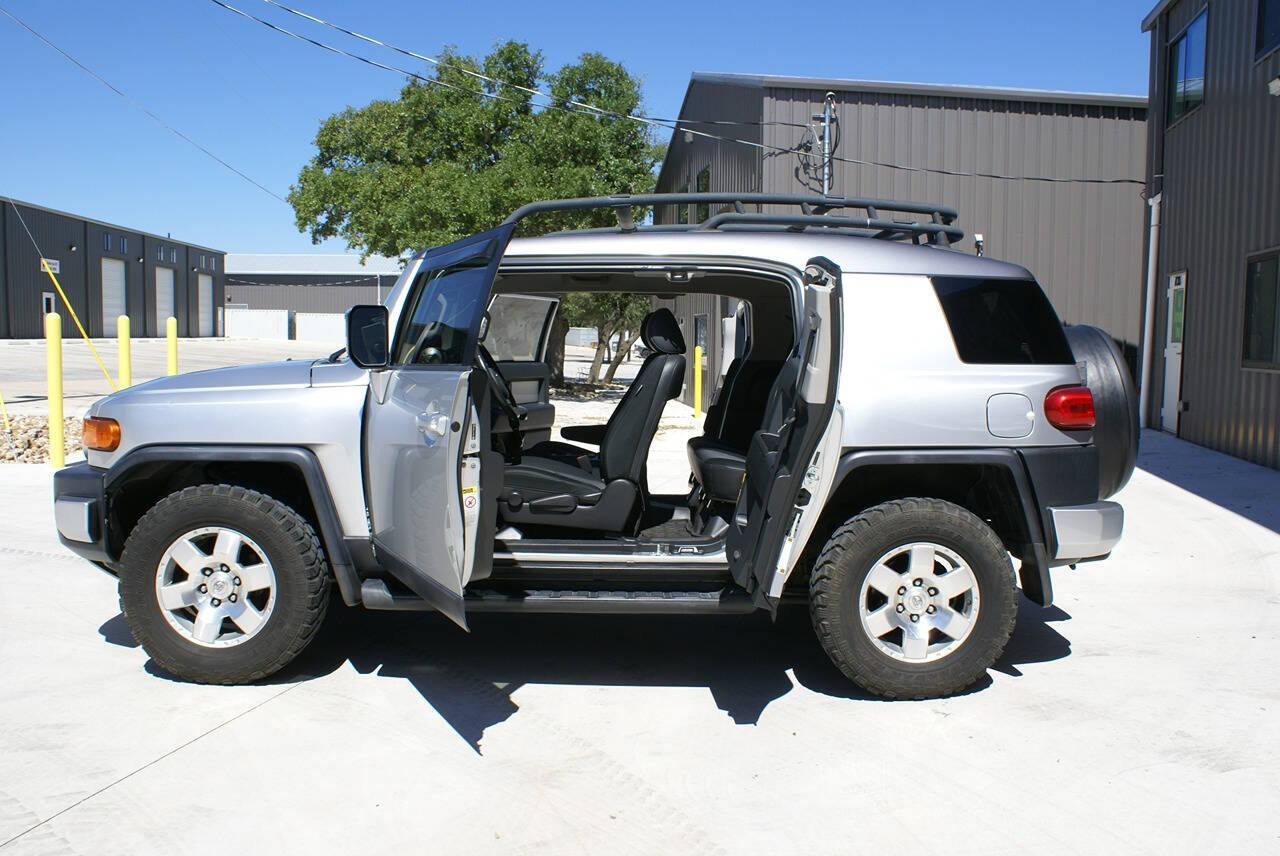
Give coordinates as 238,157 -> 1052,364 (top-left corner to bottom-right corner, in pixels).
362,225 -> 515,629
727,257 -> 843,606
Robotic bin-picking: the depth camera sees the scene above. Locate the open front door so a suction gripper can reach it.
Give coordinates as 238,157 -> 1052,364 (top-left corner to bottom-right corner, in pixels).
727,257 -> 843,606
363,225 -> 515,629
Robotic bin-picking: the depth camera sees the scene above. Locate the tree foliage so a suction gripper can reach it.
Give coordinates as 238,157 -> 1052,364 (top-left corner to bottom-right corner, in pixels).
289,42 -> 659,258
560,292 -> 651,384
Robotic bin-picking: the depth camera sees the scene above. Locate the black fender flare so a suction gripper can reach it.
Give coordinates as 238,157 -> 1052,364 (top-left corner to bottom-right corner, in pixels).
105,445 -> 362,606
830,449 -> 1054,606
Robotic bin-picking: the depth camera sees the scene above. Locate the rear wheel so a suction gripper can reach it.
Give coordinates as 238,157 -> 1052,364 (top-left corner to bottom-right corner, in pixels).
118,485 -> 330,684
809,498 -> 1018,699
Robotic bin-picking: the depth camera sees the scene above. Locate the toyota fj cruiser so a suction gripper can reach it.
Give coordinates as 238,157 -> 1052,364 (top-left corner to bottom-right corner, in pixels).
53,193 -> 1137,699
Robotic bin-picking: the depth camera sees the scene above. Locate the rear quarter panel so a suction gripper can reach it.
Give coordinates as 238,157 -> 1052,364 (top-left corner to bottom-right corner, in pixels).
837,273 -> 1085,448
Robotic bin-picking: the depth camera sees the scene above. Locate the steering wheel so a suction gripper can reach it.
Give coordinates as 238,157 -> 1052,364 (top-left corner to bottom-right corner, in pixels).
476,345 -> 526,429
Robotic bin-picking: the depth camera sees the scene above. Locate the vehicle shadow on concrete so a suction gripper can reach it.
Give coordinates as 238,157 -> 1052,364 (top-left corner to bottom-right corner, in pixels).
250,594 -> 1068,751
1136,429 -> 1280,535
101,595 -> 1069,752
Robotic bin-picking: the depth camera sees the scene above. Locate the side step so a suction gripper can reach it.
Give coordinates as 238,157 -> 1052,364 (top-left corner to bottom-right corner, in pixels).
360,579 -> 757,615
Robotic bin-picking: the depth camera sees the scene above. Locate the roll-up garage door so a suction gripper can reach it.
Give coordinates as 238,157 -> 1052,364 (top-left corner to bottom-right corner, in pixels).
101,257 -> 126,330
155,267 -> 175,334
198,274 -> 214,336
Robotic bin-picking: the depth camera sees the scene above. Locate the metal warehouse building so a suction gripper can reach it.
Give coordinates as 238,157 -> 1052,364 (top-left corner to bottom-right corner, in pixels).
225,254 -> 402,312
1141,0 -> 1280,468
655,73 -> 1149,409
0,199 -> 224,339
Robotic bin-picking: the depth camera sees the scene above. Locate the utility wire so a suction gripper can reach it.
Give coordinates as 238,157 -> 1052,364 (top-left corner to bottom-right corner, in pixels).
213,0 -> 1144,187
258,0 -> 809,129
0,4 -> 286,203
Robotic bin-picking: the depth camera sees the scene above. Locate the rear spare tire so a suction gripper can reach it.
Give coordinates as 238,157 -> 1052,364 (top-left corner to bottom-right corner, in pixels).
1064,325 -> 1139,499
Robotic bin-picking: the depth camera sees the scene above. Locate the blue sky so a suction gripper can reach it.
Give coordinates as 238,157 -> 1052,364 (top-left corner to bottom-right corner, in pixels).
1,0 -> 1155,254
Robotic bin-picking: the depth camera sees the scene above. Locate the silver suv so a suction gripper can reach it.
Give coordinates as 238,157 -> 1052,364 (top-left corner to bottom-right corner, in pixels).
53,193 -> 1137,699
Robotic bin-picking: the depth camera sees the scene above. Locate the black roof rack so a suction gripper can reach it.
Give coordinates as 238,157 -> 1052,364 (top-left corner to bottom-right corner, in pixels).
501,192 -> 964,245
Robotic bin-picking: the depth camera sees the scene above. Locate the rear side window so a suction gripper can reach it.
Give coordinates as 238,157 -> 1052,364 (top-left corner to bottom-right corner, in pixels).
931,277 -> 1074,364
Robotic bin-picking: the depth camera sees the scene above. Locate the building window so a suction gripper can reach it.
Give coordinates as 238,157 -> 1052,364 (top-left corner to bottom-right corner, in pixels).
695,166 -> 711,222
1243,253 -> 1280,369
1259,0 -> 1280,57
170,247 -> 177,263
157,245 -> 165,262
210,256 -> 216,271
103,233 -> 112,252
1167,10 -> 1207,123
199,254 -> 206,269
121,236 -> 128,255
677,184 -> 689,224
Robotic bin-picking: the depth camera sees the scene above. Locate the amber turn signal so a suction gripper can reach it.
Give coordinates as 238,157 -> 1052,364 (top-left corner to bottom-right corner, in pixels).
83,416 -> 121,452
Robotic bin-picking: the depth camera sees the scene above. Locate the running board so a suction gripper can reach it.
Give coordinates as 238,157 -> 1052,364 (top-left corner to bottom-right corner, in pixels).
360,579 -> 757,615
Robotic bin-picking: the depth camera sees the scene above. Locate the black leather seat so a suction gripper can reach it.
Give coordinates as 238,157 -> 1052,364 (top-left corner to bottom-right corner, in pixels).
688,356 -> 800,504
500,308 -> 686,532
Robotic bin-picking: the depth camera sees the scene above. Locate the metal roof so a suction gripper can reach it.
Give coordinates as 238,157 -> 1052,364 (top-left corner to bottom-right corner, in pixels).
224,253 -> 403,275
2,196 -> 225,254
690,71 -> 1148,108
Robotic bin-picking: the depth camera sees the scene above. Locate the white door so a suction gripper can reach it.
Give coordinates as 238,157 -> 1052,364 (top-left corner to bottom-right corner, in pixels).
101,257 -> 126,329
197,274 -> 214,336
1161,271 -> 1186,433
155,267 -> 175,334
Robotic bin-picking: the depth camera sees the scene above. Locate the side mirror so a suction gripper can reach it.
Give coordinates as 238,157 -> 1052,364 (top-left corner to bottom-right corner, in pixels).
346,305 -> 389,369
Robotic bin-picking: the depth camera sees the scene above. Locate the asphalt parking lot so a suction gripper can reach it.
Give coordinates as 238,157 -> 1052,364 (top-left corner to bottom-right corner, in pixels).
2,431 -> 1277,854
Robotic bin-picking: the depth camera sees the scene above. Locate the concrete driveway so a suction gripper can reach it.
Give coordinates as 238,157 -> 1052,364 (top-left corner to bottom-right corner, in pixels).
1,431 -> 1277,854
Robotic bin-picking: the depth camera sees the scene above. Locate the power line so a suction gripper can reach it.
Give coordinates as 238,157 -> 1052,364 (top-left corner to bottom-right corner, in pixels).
258,0 -> 809,129
0,4 -> 287,203
212,0 -> 1145,187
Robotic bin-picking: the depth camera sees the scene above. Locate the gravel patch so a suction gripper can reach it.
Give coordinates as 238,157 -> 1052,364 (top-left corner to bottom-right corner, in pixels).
1,415 -> 83,463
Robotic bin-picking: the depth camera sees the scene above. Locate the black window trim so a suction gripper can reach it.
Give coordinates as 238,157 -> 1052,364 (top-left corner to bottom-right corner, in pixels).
1255,0 -> 1280,61
1165,6 -> 1210,130
1242,246 -> 1280,372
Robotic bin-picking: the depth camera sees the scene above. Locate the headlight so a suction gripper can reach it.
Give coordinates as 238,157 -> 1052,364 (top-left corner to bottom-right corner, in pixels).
83,416 -> 121,451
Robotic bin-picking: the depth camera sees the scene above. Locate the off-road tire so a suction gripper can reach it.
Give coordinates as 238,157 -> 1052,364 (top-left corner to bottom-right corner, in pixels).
118,484 -> 330,684
809,498 -> 1018,699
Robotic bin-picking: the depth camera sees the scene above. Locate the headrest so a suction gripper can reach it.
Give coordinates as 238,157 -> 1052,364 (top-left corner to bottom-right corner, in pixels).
640,308 -> 685,355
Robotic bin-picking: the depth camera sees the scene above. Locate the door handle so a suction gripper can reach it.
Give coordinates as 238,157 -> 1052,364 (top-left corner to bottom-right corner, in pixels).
416,411 -> 450,439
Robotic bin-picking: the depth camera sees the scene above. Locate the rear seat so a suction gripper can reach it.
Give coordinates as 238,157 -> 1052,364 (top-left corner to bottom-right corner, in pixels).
688,357 -> 799,503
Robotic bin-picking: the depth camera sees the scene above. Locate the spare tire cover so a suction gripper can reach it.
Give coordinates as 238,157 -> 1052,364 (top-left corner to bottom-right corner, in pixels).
1064,325 -> 1139,499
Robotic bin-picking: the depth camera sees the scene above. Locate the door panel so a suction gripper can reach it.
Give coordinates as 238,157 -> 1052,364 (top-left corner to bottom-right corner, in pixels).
154,267 -> 175,334
496,361 -> 555,444
727,258 -> 842,604
363,224 -> 516,627
365,369 -> 473,627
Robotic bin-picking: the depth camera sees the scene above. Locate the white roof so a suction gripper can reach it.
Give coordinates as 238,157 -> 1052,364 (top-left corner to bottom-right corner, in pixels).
224,253 -> 403,275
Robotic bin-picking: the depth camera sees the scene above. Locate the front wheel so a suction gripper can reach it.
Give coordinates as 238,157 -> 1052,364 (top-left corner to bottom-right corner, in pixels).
809,498 -> 1018,699
118,485 -> 331,684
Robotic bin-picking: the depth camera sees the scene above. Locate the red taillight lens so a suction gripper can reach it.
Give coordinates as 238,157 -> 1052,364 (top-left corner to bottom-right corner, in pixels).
83,417 -> 121,451
1044,386 -> 1096,431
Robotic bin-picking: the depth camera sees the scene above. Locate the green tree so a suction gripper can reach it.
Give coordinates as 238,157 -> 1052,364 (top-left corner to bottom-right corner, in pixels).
288,42 -> 658,258
560,292 -> 651,385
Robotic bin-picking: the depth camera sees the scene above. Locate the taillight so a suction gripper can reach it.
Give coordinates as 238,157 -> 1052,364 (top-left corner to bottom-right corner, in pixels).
1044,386 -> 1095,431
83,416 -> 121,451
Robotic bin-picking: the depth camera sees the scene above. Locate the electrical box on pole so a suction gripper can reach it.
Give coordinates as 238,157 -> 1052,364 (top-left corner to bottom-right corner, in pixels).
812,92 -> 837,195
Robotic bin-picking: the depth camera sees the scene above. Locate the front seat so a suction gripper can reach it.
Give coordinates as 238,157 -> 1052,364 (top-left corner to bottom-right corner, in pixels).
499,308 -> 686,533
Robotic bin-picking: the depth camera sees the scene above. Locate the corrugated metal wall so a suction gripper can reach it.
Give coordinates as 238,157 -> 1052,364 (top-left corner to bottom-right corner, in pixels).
1147,0 -> 1280,468
654,80 -> 763,225
225,275 -> 388,312
1,201 -> 223,339
762,87 -> 1149,350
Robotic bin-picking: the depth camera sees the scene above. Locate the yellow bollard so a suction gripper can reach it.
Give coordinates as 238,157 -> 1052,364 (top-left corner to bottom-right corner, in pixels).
117,315 -> 132,388
693,344 -> 703,419
46,313 -> 64,468
166,316 -> 178,375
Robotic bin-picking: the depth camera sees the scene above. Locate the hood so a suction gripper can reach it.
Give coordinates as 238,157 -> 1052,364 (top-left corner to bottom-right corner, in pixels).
92,360 -> 316,411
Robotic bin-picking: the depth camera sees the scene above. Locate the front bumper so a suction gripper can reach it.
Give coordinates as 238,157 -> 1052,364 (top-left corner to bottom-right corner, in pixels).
52,461 -> 111,564
1047,501 -> 1123,561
